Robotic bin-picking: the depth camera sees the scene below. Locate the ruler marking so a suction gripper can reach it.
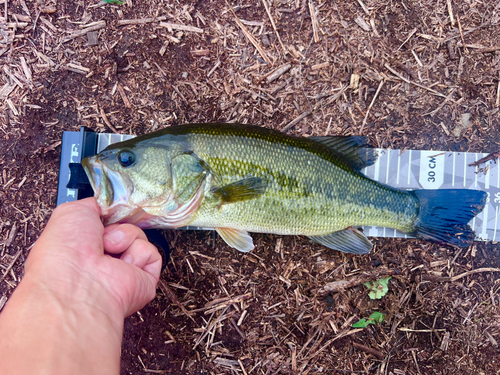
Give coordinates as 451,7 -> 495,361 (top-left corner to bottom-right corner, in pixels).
463,154 -> 467,187
474,154 -> 478,188
408,150 -> 412,185
396,151 -> 401,185
386,149 -> 390,184
374,151 -> 381,181
481,204 -> 488,240
498,158 -> 500,188
484,154 -> 490,190
452,152 -> 456,187
495,206 -> 499,242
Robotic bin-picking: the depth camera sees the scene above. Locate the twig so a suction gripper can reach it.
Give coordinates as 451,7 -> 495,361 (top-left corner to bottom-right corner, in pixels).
261,0 -> 286,54
497,79 -> 500,107
360,79 -> 384,133
423,88 -> 455,117
159,22 -> 204,33
158,279 -> 196,323
62,21 -> 106,43
352,342 -> 384,360
384,63 -> 447,98
117,16 -> 166,26
283,111 -> 311,132
446,0 -> 455,26
228,6 -> 271,64
0,243 -> 34,283
397,28 -> 417,51
207,60 -> 221,78
457,16 -> 466,54
265,63 -> 291,82
308,0 -> 320,43
117,82 -> 132,108
100,108 -> 118,134
356,0 -> 370,15
450,268 -> 500,282
469,151 -> 500,167
318,268 -> 398,295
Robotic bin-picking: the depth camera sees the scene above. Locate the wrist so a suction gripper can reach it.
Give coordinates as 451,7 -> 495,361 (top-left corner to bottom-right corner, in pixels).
0,274 -> 124,375
21,266 -> 126,326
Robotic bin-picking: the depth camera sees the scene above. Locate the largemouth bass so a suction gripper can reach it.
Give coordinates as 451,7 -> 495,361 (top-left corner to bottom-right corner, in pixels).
82,123 -> 487,254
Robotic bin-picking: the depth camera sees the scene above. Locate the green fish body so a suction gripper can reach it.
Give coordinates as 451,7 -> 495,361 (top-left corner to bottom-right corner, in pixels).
82,123 -> 486,254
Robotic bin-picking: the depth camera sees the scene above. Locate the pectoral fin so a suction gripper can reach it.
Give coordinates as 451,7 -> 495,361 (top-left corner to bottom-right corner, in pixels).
309,227 -> 373,254
216,227 -> 254,252
211,177 -> 267,206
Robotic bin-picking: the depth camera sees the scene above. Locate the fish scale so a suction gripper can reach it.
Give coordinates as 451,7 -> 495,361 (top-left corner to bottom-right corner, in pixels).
183,126 -> 416,235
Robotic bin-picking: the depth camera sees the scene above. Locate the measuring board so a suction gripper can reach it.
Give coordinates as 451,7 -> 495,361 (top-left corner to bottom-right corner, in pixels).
57,129 -> 500,242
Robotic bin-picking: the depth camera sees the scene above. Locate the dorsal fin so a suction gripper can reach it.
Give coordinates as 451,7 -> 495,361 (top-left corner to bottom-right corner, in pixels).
309,135 -> 378,171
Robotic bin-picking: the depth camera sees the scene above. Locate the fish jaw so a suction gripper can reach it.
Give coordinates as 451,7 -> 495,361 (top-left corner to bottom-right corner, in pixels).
82,155 -> 137,222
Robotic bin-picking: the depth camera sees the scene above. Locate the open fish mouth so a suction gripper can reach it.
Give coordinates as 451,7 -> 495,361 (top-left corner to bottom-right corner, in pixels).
82,156 -> 134,219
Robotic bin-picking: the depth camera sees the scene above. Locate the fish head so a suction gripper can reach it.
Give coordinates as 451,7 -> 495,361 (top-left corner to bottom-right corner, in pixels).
82,141 -> 176,226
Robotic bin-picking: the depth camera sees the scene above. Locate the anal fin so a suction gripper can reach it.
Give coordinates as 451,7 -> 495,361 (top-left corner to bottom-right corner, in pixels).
216,227 -> 254,252
309,227 -> 373,254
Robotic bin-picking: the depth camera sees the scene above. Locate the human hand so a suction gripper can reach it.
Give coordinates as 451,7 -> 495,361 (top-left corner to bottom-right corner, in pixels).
25,197 -> 162,318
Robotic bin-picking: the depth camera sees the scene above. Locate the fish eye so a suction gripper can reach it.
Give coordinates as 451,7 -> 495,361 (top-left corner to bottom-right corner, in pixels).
117,149 -> 136,168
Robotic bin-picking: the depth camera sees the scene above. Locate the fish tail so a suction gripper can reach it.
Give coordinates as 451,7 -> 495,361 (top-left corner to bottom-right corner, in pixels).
409,189 -> 487,247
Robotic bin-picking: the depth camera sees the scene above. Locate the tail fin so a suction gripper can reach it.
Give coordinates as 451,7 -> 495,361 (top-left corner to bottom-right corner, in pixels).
410,189 -> 487,247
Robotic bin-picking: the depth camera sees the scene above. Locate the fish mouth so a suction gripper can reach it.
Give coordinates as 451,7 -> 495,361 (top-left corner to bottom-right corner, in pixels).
82,156 -> 134,218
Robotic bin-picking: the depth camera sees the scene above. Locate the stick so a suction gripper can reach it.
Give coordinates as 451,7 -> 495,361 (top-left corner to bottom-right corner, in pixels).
159,22 -> 204,33
0,243 -> 34,283
158,279 -> 196,323
497,80 -> 500,107
265,63 -> 291,82
397,28 -> 417,51
356,0 -> 370,15
117,82 -> 132,108
450,268 -> 500,282
308,0 -> 319,43
457,16 -> 466,53
318,268 -> 398,295
283,111 -> 311,131
352,342 -> 384,360
227,5 -> 271,64
100,108 -> 118,134
62,21 -> 106,43
384,63 -> 447,98
446,0 -> 455,26
360,79 -> 384,133
261,0 -> 286,54
117,16 -> 166,26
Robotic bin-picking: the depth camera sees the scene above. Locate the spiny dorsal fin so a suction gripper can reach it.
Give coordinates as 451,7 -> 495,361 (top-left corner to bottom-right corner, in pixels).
309,135 -> 378,171
309,227 -> 373,254
211,177 -> 267,205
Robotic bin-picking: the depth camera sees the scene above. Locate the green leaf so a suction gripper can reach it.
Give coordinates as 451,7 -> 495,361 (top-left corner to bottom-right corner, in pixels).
369,311 -> 385,323
352,318 -> 372,328
363,276 -> 391,299
103,0 -> 124,4
352,312 -> 385,328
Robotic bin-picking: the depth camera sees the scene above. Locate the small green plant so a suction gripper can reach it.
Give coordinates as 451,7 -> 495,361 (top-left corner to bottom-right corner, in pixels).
103,0 -> 124,4
352,311 -> 385,328
363,276 -> 391,300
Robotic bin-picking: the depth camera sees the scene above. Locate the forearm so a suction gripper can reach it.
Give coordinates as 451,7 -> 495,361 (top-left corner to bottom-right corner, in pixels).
0,276 -> 124,375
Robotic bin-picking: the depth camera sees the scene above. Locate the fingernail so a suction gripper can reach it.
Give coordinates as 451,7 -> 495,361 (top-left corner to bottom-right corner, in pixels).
104,230 -> 125,245
122,254 -> 133,264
